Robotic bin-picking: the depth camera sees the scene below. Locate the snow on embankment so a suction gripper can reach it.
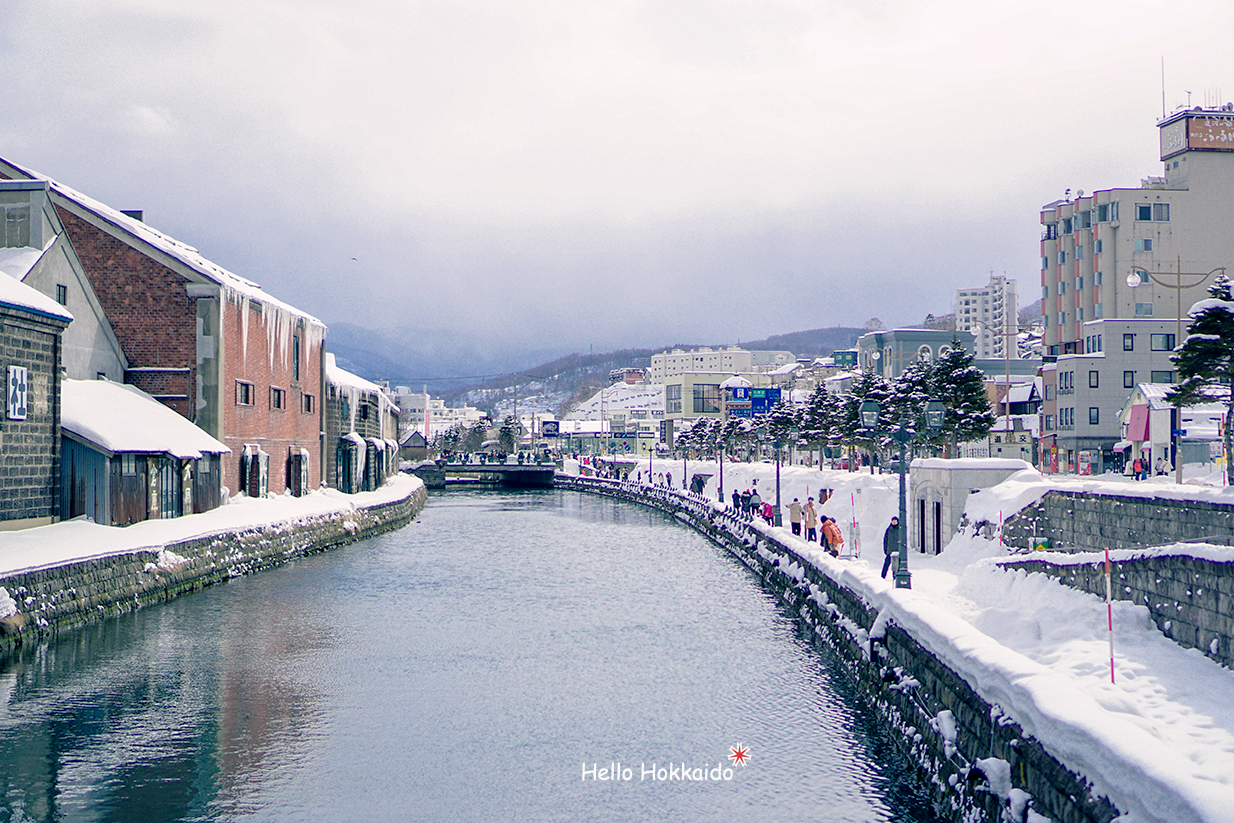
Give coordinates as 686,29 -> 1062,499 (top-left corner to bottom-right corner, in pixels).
808,475 -> 1233,823
0,475 -> 423,578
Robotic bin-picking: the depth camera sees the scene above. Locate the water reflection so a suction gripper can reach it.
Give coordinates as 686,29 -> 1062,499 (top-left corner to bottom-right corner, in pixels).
0,490 -> 942,822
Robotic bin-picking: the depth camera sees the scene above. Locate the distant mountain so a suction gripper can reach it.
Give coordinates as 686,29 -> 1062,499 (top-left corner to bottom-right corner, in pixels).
325,323 -> 575,393
326,323 -> 869,418
734,327 -> 865,357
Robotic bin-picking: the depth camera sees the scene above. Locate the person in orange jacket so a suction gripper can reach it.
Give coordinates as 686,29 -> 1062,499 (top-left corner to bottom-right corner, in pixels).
821,516 -> 844,557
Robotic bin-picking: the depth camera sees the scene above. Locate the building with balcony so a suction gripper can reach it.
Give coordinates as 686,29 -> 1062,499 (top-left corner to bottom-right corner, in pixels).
1037,106 -> 1234,471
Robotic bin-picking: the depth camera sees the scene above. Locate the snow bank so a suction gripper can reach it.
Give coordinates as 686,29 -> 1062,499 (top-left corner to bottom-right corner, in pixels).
0,475 -> 421,578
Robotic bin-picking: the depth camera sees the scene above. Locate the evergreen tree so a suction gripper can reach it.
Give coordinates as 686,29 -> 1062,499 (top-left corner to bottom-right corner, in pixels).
498,416 -> 519,453
1168,274 -> 1234,484
461,420 -> 489,452
929,343 -> 995,455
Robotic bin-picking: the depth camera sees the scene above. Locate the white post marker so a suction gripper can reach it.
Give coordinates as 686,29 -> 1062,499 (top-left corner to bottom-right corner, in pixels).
847,490 -> 862,559
1105,547 -> 1115,684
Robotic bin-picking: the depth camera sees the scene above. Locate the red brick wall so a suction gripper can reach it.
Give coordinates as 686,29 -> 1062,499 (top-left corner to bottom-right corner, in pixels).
57,204 -> 324,497
57,208 -> 198,420
221,300 -> 323,496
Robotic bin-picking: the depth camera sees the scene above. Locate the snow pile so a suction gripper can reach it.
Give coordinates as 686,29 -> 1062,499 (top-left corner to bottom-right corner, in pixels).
0,263 -> 74,322
0,587 -> 16,619
143,549 -> 189,572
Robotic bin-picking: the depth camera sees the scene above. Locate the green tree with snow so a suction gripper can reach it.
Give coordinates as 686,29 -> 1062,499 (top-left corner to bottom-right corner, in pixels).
498,416 -> 519,453
928,341 -> 995,455
1168,273 -> 1234,484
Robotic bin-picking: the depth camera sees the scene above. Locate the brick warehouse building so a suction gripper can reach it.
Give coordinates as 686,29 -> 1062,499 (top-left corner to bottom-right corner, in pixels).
0,158 -> 326,498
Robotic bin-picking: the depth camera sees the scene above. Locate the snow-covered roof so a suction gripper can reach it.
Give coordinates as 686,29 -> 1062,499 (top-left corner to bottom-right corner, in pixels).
766,363 -> 801,376
325,353 -> 398,414
719,374 -> 752,389
0,267 -> 74,323
61,379 -> 229,459
1005,384 -> 1034,403
0,156 -> 323,330
0,242 -> 49,282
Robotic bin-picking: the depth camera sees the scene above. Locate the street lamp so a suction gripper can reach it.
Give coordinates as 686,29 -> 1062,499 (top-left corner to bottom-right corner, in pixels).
1129,261 -> 1225,483
866,399 -> 945,589
772,427 -> 797,528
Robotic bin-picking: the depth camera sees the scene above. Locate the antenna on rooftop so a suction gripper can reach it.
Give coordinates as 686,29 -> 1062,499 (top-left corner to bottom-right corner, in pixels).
1161,56 -> 1166,119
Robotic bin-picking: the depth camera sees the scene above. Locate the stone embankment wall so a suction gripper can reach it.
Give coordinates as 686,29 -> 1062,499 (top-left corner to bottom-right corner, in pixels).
1001,490 -> 1234,670
999,551 -> 1233,671
1002,490 -> 1234,554
0,483 -> 426,651
557,475 -> 1120,823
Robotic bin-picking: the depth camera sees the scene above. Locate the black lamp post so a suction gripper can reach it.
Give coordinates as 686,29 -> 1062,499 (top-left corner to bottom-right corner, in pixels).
861,400 -> 945,589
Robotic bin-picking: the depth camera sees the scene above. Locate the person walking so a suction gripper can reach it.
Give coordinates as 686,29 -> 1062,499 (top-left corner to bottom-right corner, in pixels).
804,497 -> 818,542
761,500 -> 774,524
881,516 -> 901,579
731,488 -> 740,512
788,498 -> 803,536
821,516 -> 844,557
740,488 -> 752,520
749,486 -> 762,521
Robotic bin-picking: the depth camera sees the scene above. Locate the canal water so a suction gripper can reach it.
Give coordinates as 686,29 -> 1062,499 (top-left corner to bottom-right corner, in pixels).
0,490 -> 942,822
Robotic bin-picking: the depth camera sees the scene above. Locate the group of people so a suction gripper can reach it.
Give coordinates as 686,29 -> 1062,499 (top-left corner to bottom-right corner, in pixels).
1127,456 -> 1172,481
722,479 -> 904,579
783,496 -> 845,557
731,482 -> 768,523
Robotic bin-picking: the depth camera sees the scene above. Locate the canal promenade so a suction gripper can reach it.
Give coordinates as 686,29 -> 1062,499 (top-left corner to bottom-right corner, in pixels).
0,475 -> 425,648
559,460 -> 1234,823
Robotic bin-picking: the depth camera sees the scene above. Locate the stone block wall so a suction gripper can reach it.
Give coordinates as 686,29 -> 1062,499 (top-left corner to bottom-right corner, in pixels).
558,476 -> 1120,823
1000,490 -> 1234,668
1002,490 -> 1234,554
0,482 -> 425,650
1000,552 -> 1234,671
0,305 -> 67,528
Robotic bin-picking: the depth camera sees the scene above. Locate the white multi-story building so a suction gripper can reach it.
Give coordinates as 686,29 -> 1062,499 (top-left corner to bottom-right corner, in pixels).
956,275 -> 1017,359
393,387 -> 485,439
648,347 -> 794,383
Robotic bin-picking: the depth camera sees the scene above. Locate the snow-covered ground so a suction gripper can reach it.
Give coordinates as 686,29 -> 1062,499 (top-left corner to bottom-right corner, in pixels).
0,475 -> 421,581
570,457 -> 1234,823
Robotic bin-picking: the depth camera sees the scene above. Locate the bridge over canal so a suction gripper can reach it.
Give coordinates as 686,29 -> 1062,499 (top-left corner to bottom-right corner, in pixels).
407,461 -> 557,489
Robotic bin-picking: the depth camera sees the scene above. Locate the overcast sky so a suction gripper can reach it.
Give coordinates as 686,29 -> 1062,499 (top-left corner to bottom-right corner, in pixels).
4,0 -> 1234,360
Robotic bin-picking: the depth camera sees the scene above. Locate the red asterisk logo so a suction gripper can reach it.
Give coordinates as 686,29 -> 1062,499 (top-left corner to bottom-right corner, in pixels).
728,743 -> 750,766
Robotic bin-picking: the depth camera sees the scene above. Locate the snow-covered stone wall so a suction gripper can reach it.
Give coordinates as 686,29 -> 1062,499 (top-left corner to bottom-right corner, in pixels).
1002,489 -> 1234,554
999,548 -> 1234,672
0,483 -> 425,649
558,475 -> 1121,823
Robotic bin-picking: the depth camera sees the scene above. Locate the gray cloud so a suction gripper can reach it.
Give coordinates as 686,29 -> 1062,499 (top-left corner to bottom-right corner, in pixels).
4,0 -> 1233,366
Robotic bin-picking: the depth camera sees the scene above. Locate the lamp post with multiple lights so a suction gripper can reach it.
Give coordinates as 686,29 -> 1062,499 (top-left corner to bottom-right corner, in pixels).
860,399 -> 946,589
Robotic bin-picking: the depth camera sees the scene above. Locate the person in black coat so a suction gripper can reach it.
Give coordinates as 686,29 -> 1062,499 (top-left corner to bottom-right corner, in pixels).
881,516 -> 901,579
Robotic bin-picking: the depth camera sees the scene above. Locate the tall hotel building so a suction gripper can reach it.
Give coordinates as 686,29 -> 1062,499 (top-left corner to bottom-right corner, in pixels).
1037,106 -> 1234,472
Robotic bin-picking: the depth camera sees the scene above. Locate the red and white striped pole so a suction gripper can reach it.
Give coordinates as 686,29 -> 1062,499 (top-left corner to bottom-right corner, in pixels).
1105,547 -> 1115,684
